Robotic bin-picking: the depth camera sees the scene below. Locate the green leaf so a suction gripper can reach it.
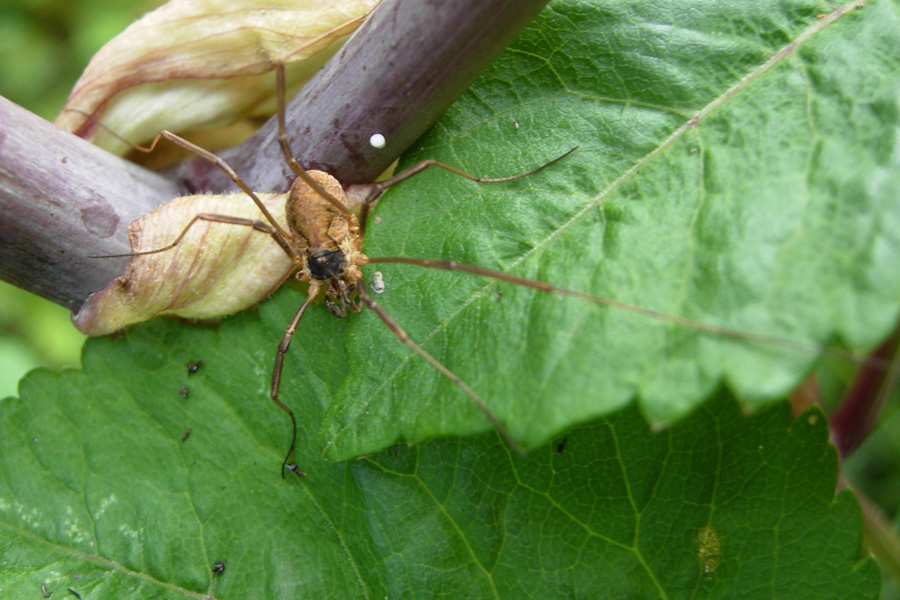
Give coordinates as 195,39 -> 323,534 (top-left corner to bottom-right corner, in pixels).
1,0 -> 896,596
320,0 -> 900,458
0,346 -> 878,597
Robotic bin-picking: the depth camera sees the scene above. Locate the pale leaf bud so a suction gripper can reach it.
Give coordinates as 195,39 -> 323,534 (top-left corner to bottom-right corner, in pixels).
55,0 -> 379,155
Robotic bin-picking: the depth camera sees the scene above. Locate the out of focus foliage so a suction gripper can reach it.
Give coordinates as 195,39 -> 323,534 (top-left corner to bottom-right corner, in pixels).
0,0 -> 158,397
0,282 -> 85,398
0,0 -> 160,120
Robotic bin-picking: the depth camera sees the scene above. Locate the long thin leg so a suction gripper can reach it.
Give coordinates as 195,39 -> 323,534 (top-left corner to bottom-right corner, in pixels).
89,213 -> 296,259
379,146 -> 578,189
272,283 -> 322,478
367,256 -> 873,366
358,147 -> 578,237
64,108 -> 296,252
274,63 -> 354,218
356,280 -> 526,457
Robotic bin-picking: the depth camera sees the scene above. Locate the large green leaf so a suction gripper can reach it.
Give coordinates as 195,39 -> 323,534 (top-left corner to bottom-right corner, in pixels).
321,0 -> 900,458
0,343 -> 878,597
0,0 -> 897,596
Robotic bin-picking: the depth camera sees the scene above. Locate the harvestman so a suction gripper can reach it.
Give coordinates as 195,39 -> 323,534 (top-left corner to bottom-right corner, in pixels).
98,63 -> 856,477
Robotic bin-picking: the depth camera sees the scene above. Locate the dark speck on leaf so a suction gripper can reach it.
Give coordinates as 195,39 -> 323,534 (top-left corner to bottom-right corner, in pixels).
187,360 -> 204,375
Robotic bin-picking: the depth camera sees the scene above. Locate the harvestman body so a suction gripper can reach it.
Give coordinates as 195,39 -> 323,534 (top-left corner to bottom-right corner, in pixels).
101,63 -> 856,477
103,63 -> 579,476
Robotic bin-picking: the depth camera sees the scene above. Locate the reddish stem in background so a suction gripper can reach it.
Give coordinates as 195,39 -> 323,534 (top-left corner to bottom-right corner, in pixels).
829,327 -> 900,457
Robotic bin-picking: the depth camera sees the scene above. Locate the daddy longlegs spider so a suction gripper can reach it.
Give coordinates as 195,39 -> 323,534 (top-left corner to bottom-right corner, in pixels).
93,62 -> 870,478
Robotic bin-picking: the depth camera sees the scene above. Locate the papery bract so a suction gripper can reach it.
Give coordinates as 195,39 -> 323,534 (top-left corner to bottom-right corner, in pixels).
74,192 -> 293,336
56,0 -> 379,155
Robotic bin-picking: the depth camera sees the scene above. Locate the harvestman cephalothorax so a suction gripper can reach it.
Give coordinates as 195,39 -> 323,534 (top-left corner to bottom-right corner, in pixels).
92,62 -> 869,478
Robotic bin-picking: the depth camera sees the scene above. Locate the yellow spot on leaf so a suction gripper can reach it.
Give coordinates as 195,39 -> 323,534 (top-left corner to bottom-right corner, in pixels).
697,525 -> 722,576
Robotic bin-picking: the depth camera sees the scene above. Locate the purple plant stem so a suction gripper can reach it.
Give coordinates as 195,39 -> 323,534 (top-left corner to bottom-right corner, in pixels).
0,0 -> 551,311
0,97 -> 179,311
169,0 -> 553,192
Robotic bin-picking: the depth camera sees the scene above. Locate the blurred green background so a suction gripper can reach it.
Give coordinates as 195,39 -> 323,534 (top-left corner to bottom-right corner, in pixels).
0,1 -> 898,593
0,0 -> 161,398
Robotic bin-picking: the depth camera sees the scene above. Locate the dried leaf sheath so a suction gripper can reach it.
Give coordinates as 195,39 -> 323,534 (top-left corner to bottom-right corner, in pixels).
73,193 -> 293,336
55,0 -> 379,155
